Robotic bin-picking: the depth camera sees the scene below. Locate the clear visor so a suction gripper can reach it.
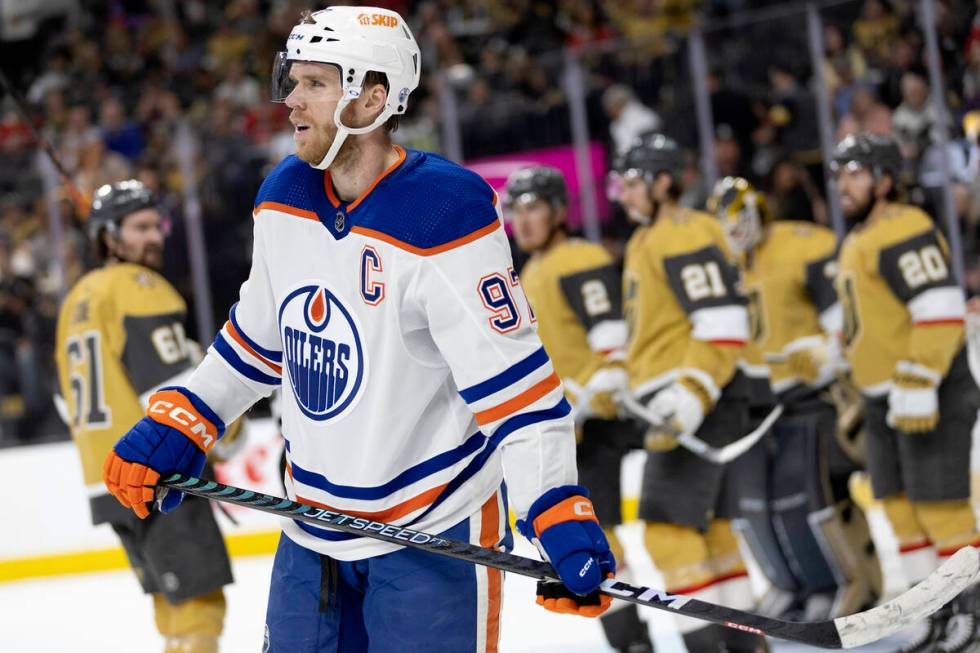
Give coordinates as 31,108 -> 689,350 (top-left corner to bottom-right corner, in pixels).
270,51 -> 295,103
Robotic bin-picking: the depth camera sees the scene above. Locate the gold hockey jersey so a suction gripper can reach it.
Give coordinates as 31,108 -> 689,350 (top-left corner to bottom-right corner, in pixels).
836,203 -> 965,395
623,206 -> 748,404
520,238 -> 626,386
739,221 -> 840,397
55,264 -> 196,510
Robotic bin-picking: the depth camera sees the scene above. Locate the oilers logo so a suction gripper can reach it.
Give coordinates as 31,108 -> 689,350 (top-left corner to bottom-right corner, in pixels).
278,283 -> 367,422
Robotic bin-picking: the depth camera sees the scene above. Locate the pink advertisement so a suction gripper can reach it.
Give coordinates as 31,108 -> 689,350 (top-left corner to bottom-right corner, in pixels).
464,142 -> 612,230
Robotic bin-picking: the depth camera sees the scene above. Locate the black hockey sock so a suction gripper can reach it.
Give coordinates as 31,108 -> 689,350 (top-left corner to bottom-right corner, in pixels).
599,604 -> 653,653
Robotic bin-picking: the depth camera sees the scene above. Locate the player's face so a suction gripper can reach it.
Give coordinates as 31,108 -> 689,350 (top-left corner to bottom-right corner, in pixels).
836,165 -> 875,221
114,208 -> 165,269
618,176 -> 654,223
511,198 -> 559,253
285,63 -> 345,165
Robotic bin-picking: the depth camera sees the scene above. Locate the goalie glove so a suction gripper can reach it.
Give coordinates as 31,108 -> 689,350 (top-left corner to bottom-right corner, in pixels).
887,362 -> 941,434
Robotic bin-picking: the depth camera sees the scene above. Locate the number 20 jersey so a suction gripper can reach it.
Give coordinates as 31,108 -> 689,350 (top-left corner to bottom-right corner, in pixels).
55,264 -> 194,521
186,148 -> 576,560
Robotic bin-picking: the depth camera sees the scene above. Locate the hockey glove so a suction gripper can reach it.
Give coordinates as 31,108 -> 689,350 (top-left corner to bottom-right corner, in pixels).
643,378 -> 709,451
517,485 -> 615,617
887,362 -> 941,434
103,387 -> 224,518
783,335 -> 842,388
581,361 -> 629,420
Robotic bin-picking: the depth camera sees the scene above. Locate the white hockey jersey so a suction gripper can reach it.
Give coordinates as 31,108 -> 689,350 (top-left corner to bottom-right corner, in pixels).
185,147 -> 577,560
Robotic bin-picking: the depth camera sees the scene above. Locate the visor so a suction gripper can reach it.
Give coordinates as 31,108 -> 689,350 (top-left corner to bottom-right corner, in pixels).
270,51 -> 295,103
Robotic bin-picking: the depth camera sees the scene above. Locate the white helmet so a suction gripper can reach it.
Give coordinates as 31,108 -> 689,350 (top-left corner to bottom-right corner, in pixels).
271,6 -> 421,170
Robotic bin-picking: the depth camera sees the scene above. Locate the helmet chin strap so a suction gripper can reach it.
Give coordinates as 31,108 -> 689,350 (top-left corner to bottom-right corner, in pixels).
312,97 -> 395,171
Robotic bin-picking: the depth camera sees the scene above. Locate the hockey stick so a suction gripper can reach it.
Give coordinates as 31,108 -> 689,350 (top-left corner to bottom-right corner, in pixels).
620,393 -> 783,464
160,473 -> 979,649
0,68 -> 88,217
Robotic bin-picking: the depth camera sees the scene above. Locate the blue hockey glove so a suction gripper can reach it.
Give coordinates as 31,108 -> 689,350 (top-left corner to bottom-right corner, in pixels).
104,387 -> 224,518
517,485 -> 616,616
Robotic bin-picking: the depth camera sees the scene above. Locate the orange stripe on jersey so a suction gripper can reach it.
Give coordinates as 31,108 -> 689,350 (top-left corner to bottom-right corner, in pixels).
146,389 -> 219,453
351,219 -> 500,257
474,372 -> 560,426
253,201 -> 320,222
324,146 -> 407,211
295,483 -> 447,523
531,495 -> 597,536
480,492 -> 502,653
937,539 -> 980,558
913,318 -> 965,327
225,321 -> 282,375
709,339 -> 746,346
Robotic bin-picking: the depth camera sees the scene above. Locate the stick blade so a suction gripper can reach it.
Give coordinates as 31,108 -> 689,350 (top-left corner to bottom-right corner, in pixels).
835,546 -> 980,649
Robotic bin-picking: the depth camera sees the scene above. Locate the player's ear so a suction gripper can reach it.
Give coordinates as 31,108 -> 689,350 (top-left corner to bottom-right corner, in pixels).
360,81 -> 388,119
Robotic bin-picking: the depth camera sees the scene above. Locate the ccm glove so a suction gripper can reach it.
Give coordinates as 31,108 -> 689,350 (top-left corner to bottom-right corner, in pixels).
887,362 -> 941,434
517,485 -> 616,617
103,387 -> 224,518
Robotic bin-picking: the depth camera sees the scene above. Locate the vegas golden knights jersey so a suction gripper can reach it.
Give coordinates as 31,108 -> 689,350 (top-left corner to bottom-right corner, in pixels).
740,221 -> 840,398
836,203 -> 965,395
55,263 -> 195,521
520,238 -> 626,386
623,207 -> 748,403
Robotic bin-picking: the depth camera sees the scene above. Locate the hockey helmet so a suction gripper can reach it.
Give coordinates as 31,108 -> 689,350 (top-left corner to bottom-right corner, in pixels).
707,176 -> 771,255
830,133 -> 903,182
271,7 -> 421,170
87,180 -> 158,246
612,133 -> 685,183
503,166 -> 569,214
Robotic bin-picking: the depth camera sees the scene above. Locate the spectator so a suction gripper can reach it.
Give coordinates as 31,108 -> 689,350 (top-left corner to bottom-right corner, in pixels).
767,157 -> 826,224
837,86 -> 893,140
963,38 -> 980,109
100,96 -> 145,162
214,59 -> 262,110
892,69 -> 939,162
767,62 -> 819,155
852,0 -> 900,66
603,84 -> 662,154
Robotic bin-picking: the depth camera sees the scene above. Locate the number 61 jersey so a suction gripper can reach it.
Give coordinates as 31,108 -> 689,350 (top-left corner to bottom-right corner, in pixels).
186,148 -> 576,560
55,263 -> 195,523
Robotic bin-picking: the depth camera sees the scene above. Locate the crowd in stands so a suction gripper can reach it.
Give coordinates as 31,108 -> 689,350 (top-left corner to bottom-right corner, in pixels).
0,0 -> 978,443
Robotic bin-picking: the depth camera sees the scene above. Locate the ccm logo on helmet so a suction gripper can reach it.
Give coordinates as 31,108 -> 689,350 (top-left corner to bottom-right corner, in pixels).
357,12 -> 398,27
149,399 -> 216,449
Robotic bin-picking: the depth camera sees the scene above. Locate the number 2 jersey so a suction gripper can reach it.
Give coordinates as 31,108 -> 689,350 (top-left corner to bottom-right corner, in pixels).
184,147 -> 577,560
836,202 -> 965,396
622,207 -> 748,404
55,264 -> 195,523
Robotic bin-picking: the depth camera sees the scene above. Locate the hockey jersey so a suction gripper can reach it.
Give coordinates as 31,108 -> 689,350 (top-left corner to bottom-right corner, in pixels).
185,147 -> 577,560
836,203 -> 965,395
623,206 -> 748,403
55,264 -> 195,523
738,221 -> 841,399
519,238 -> 626,387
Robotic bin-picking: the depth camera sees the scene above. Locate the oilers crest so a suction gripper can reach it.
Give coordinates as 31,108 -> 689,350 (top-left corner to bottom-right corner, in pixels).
278,282 -> 367,422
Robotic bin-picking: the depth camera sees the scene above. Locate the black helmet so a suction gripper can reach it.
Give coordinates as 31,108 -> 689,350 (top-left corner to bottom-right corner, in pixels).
88,180 -> 157,243
503,166 -> 569,211
613,133 -> 685,182
830,133 -> 903,181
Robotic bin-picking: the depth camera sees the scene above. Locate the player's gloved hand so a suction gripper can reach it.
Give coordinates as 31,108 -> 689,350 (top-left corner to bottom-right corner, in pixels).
887,362 -> 941,434
643,377 -> 710,450
581,362 -> 629,420
783,335 -> 842,388
103,387 -> 224,518
517,485 -> 615,617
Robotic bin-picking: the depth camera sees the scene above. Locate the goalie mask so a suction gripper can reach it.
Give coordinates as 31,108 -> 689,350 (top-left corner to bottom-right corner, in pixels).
271,7 -> 421,170
707,176 -> 771,255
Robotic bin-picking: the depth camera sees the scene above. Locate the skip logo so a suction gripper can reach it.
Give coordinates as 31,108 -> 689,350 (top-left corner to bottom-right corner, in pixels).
357,12 -> 398,27
279,283 -> 367,422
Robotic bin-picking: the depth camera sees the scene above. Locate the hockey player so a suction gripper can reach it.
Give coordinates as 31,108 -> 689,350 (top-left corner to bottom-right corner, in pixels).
55,181 -> 233,653
505,166 -> 652,653
101,8 -> 615,652
708,177 -> 880,621
610,134 -> 766,653
833,133 -> 980,652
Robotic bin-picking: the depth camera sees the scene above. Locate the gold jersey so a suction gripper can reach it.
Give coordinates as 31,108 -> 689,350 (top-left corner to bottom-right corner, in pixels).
739,221 -> 839,396
623,206 -> 748,403
836,203 -> 965,395
520,238 -> 625,386
55,264 -> 196,502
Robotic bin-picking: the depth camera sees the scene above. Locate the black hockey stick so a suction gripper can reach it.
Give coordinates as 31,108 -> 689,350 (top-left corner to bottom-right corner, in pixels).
160,473 -> 979,649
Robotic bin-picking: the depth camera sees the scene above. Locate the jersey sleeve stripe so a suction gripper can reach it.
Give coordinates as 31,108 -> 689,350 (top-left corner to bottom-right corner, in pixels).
459,346 -> 550,403
351,219 -> 500,257
284,429 -> 487,499
212,333 -> 282,386
908,286 -> 966,324
689,304 -> 749,343
252,201 -> 319,222
224,321 -> 282,374
473,372 -> 561,426
914,318 -> 966,326
229,303 -> 283,362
